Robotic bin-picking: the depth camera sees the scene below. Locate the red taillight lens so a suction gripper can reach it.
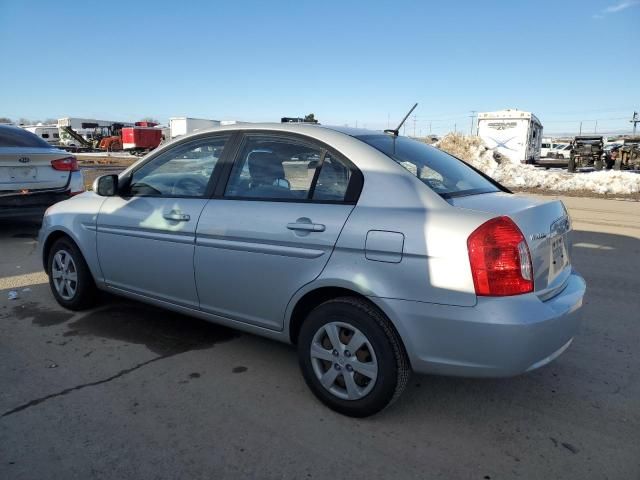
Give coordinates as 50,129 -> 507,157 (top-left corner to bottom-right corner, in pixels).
467,216 -> 533,296
51,156 -> 78,171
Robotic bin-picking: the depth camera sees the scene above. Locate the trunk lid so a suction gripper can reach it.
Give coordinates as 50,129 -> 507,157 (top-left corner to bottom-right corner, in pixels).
449,192 -> 572,296
0,147 -> 71,192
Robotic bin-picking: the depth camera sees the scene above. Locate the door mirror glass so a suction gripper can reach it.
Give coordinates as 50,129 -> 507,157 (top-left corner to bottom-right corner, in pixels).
94,174 -> 118,196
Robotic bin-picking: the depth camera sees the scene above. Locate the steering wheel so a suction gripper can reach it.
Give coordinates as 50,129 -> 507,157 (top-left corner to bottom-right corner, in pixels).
172,176 -> 207,196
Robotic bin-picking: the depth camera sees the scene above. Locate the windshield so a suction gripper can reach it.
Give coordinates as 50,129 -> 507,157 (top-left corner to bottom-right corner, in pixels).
356,134 -> 500,198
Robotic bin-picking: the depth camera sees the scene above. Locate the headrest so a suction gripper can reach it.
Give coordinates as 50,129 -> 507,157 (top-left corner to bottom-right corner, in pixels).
248,151 -> 285,184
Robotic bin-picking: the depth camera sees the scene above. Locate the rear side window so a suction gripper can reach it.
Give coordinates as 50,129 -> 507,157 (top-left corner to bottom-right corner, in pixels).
0,126 -> 52,148
357,134 -> 500,198
225,135 -> 353,202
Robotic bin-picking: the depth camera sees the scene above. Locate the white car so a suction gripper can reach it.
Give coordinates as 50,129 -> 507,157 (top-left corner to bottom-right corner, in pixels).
541,142 -> 561,158
0,125 -> 84,218
550,144 -> 572,159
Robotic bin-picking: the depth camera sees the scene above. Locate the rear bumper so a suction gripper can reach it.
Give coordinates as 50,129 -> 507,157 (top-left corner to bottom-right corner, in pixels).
0,171 -> 84,219
0,190 -> 71,219
373,270 -> 586,377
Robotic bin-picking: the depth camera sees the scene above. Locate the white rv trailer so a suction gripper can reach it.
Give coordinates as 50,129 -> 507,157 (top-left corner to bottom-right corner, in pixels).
477,109 -> 543,163
21,124 -> 61,146
169,117 -> 221,138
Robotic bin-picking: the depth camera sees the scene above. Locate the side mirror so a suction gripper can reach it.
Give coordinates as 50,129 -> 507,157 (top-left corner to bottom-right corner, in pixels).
93,174 -> 118,196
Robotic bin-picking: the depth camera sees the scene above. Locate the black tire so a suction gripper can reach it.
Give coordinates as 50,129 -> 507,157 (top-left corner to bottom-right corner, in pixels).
297,297 -> 410,417
47,237 -> 97,310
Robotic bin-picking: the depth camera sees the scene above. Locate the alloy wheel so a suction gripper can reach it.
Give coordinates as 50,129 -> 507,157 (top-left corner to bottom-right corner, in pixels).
51,250 -> 78,301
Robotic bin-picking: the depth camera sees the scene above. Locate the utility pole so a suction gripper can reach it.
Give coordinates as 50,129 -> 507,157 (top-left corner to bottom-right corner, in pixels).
631,111 -> 639,135
594,120 -> 598,134
454,123 -> 457,134
469,110 -> 477,135
579,121 -> 582,135
429,122 -> 432,135
412,114 -> 417,137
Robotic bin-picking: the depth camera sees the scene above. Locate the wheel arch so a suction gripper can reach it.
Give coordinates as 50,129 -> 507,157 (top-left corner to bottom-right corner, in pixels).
41,229 -> 74,270
287,285 -> 407,356
41,228 -> 98,284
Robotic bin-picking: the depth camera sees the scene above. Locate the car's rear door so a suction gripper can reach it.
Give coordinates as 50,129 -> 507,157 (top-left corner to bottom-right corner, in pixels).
194,132 -> 362,330
97,134 -> 233,308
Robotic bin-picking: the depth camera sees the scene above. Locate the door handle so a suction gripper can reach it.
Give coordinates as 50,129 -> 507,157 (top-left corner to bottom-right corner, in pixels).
163,211 -> 190,222
287,222 -> 325,232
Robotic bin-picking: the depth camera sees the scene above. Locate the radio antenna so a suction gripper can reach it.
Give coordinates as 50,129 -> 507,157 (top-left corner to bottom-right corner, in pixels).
384,103 -> 418,136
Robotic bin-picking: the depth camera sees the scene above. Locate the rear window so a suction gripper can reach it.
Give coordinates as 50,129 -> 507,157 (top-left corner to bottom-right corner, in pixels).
0,126 -> 52,148
356,134 -> 500,198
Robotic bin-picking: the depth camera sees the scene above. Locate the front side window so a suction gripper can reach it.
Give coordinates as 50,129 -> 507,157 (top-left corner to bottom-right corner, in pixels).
128,135 -> 229,197
357,134 -> 499,198
225,135 -> 352,202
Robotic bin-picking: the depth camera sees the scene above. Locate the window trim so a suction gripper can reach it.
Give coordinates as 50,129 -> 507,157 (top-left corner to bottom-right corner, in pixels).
214,130 -> 364,205
118,132 -> 239,199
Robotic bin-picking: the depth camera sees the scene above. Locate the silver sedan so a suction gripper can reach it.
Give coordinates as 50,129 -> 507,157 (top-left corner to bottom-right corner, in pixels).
39,123 -> 586,417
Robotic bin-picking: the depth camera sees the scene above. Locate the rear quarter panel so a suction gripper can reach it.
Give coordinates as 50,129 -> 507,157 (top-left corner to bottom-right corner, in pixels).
317,204 -> 490,307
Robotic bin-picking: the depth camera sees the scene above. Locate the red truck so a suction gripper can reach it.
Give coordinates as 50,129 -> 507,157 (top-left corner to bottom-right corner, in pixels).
121,122 -> 163,154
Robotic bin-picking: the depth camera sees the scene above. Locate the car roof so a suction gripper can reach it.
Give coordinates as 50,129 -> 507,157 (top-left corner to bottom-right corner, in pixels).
186,122 -> 383,138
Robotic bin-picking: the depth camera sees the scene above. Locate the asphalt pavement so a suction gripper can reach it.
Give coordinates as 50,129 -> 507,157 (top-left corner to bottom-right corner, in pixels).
0,195 -> 639,479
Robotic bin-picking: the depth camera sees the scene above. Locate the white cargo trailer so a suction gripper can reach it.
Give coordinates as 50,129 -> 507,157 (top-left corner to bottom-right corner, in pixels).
477,109 -> 543,163
169,117 -> 220,138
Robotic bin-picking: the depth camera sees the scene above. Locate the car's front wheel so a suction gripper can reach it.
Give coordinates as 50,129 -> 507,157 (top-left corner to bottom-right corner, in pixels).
298,297 -> 410,417
48,237 -> 96,310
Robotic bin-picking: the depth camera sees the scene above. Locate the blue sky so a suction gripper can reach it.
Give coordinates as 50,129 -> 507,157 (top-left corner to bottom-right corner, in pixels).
1,0 -> 638,135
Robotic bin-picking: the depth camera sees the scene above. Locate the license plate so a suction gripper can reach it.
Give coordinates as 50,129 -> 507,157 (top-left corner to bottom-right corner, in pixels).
550,235 -> 568,277
9,167 -> 37,179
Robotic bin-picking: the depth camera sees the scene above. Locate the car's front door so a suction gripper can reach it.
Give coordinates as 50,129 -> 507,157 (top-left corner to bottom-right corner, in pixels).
97,134 -> 232,308
194,133 -> 362,329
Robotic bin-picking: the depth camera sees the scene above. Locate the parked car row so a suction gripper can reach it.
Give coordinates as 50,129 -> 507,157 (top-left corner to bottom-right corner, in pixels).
537,136 -> 639,171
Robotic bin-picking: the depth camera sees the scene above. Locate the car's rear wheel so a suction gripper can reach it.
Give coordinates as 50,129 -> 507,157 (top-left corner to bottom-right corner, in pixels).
48,237 -> 96,310
297,297 -> 410,417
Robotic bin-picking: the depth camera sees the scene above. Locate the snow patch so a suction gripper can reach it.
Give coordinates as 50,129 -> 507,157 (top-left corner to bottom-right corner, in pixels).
435,134 -> 640,195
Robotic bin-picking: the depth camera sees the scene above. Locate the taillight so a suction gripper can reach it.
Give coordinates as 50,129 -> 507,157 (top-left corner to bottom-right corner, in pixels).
51,156 -> 78,171
467,216 -> 533,296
